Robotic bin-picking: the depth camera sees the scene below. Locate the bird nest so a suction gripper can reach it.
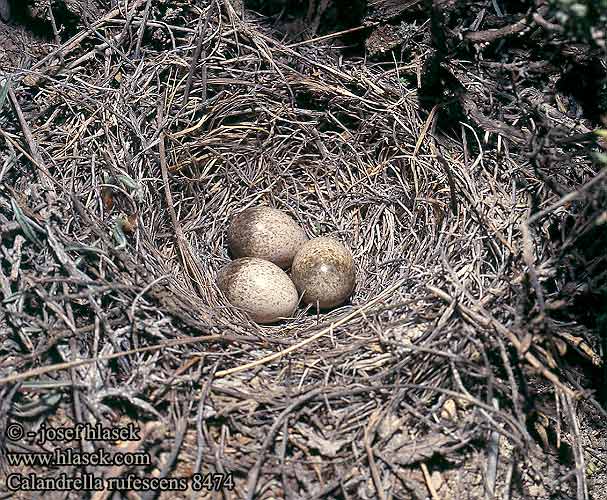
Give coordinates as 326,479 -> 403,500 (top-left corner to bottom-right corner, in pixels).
1,0 -> 606,498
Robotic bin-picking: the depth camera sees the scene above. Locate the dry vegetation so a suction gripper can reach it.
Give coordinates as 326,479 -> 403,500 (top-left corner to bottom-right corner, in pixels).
0,0 -> 606,499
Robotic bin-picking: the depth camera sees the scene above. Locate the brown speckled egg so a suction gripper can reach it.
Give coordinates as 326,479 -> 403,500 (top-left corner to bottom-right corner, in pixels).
227,206 -> 308,269
217,257 -> 299,324
291,237 -> 356,309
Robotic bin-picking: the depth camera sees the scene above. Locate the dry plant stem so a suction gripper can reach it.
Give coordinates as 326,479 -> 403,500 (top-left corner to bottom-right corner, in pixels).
486,397 -> 500,497
420,462 -> 440,500
150,357 -> 201,402
47,4 -> 64,65
330,478 -> 363,500
532,13 -> 564,32
464,5 -> 548,43
503,460 -> 515,500
244,387 -> 327,500
157,100 -> 208,300
31,3 -> 140,70
562,392 -> 589,500
91,422 -> 164,500
6,85 -> 54,195
464,16 -> 530,43
140,418 -> 188,500
377,450 -> 427,499
433,146 -> 458,215
527,168 -> 607,225
413,104 -> 438,157
459,93 -> 526,144
427,286 -> 576,399
134,0 -> 153,59
214,278 -> 407,378
495,335 -> 526,424
365,425 -> 388,500
287,23 -> 376,49
189,362 -> 223,499
221,0 -> 241,55
183,4 -> 214,105
129,274 -> 170,325
521,220 -> 545,313
0,130 -> 61,191
278,418 -> 289,497
0,334 -> 257,386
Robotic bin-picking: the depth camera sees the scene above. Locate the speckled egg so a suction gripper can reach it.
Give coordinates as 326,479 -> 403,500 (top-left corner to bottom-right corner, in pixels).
291,237 -> 356,309
217,257 -> 299,324
227,206 -> 308,269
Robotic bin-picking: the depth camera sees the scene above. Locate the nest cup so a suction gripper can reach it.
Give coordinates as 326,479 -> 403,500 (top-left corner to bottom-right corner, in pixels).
178,100 -> 451,332
185,141 -> 427,333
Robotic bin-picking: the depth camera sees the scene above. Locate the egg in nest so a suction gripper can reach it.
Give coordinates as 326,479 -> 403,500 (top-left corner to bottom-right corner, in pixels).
217,257 -> 299,324
291,237 -> 356,309
227,206 -> 308,269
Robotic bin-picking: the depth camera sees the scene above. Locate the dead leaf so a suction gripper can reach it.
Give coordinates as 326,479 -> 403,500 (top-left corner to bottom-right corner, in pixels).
390,433 -> 453,465
377,413 -> 403,440
294,423 -> 348,458
440,398 -> 458,420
